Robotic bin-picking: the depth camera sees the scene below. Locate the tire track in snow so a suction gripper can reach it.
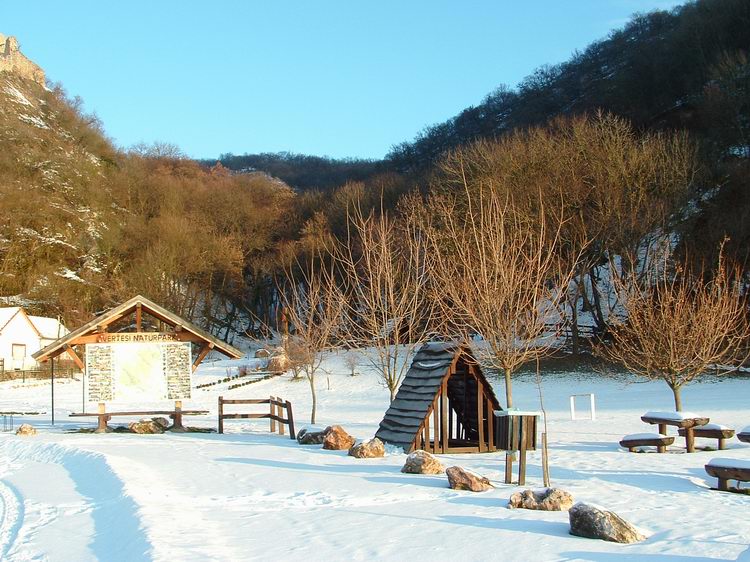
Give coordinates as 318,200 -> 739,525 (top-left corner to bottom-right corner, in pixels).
0,439 -> 154,561
102,454 -> 245,562
0,478 -> 23,559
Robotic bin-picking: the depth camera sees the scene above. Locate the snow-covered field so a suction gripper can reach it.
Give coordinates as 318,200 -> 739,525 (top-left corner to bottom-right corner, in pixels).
0,351 -> 748,562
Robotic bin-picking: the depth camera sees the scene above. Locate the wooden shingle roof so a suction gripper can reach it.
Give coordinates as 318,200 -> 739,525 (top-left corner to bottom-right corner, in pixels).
375,341 -> 500,451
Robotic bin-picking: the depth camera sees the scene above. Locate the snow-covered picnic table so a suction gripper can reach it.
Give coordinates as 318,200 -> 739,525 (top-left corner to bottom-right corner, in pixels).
640,411 -> 710,453
678,423 -> 735,450
705,458 -> 750,492
738,427 -> 750,444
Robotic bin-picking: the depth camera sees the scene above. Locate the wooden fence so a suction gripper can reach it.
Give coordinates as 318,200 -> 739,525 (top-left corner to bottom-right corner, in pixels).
0,368 -> 79,382
218,396 -> 295,439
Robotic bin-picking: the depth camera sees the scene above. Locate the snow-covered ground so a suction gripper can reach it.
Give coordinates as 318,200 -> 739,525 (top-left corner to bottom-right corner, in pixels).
0,351 -> 748,561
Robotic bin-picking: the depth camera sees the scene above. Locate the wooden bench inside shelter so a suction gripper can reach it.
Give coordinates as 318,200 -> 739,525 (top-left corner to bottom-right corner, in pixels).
70,401 -> 208,433
620,432 -> 675,453
641,411 -> 709,453
705,458 -> 750,492
678,423 -> 735,450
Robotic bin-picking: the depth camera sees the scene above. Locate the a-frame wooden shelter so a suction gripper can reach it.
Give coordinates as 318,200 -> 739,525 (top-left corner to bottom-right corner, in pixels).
32,295 -> 243,368
375,341 -> 502,454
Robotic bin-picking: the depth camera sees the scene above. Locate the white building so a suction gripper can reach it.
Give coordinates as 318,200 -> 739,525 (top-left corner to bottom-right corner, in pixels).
0,307 -> 68,371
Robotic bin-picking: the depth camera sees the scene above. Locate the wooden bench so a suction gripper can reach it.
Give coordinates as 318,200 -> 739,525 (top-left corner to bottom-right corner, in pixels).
641,412 -> 709,453
737,428 -> 750,444
705,458 -> 750,492
678,423 -> 735,450
70,404 -> 208,433
620,433 -> 675,453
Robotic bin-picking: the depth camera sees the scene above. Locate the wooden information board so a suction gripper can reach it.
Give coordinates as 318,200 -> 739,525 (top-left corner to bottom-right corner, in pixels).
85,341 -> 192,402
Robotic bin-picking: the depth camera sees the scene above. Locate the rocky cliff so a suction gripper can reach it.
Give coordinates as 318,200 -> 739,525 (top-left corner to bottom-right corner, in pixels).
0,34 -> 45,86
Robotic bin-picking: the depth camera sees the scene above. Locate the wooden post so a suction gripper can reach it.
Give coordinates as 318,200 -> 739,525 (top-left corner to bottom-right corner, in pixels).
448,398 -> 453,443
718,477 -> 728,491
135,303 -> 142,332
270,396 -> 276,433
441,380 -> 449,453
432,401 -> 439,453
218,396 -> 224,434
477,386 -> 485,452
281,308 -> 289,352
487,399 -> 495,452
719,437 -> 725,450
518,434 -> 528,486
518,444 -> 526,486
658,423 -> 667,435
424,411 -> 430,451
171,400 -> 185,431
285,400 -> 295,440
685,428 -> 695,453
277,397 -> 285,436
95,402 -> 108,433
504,452 -> 514,484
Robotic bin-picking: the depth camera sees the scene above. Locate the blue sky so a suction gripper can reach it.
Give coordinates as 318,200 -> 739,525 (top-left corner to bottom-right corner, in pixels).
4,1 -> 682,159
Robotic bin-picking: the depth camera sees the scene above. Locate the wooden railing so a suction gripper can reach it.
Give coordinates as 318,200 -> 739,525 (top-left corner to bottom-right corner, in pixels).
217,396 -> 295,439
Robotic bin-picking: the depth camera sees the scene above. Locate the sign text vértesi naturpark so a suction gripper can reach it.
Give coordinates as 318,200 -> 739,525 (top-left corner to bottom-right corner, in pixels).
93,332 -> 181,344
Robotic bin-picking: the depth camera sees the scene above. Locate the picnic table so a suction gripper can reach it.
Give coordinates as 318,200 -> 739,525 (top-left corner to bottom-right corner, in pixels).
678,423 -> 735,450
641,411 -> 709,453
738,427 -> 750,444
705,458 -> 750,492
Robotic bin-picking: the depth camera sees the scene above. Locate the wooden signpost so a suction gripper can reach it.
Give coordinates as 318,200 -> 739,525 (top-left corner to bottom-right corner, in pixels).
32,295 -> 243,432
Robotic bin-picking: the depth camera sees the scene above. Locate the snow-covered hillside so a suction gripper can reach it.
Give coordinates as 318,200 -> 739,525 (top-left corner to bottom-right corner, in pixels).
0,351 -> 748,561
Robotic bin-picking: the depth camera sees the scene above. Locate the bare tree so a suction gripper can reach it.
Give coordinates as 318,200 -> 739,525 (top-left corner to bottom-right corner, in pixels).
436,113 -> 697,347
281,258 -> 347,424
426,181 -> 576,409
335,202 -> 434,402
596,250 -> 750,411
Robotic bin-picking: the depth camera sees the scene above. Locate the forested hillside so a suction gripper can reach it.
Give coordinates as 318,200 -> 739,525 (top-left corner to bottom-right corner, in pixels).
216,0 -> 749,270
386,0 -> 749,170
1,0 -> 748,345
0,75 -> 294,335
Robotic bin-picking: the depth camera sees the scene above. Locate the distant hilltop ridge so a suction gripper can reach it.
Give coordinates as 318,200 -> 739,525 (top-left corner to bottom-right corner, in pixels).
0,34 -> 45,85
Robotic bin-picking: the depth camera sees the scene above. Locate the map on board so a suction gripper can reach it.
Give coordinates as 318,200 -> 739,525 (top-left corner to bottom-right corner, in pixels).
85,341 -> 192,402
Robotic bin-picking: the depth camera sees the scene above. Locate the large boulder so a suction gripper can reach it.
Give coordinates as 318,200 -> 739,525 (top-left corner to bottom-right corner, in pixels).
446,466 -> 494,492
128,419 -> 166,434
15,423 -> 37,436
323,425 -> 355,450
348,438 -> 385,458
297,427 -> 331,445
508,488 -> 574,511
267,348 -> 290,373
151,417 -> 170,430
401,450 -> 445,474
569,502 -> 646,544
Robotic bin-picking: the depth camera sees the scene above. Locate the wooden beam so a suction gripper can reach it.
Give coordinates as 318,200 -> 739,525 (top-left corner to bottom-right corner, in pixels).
70,331 -> 207,345
135,304 -> 142,332
477,383 -> 485,452
441,378 -> 448,453
487,397 -> 495,451
192,342 -> 214,372
64,345 -> 84,371
424,410 -> 430,452
432,398 -> 439,453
